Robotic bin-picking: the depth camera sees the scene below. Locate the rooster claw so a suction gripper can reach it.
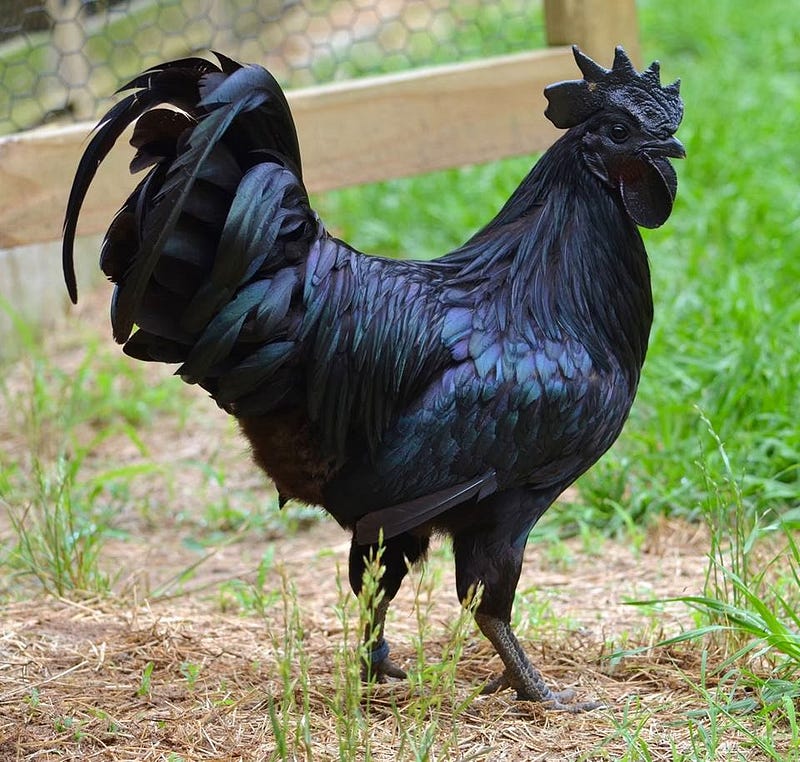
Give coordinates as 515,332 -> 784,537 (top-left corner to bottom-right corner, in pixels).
363,657 -> 407,683
481,672 -> 511,695
524,686 -> 603,713
483,670 -> 569,697
545,696 -> 605,713
481,670 -> 601,712
546,687 -> 576,703
482,672 -> 578,698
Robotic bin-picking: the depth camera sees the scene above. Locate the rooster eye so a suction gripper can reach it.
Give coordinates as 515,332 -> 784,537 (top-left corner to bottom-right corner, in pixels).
609,124 -> 629,143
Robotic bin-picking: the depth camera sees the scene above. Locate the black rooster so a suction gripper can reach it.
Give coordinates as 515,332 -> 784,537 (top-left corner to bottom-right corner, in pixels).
62,46 -> 683,711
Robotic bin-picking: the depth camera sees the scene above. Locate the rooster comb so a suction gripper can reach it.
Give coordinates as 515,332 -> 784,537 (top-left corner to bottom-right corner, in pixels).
544,46 -> 683,133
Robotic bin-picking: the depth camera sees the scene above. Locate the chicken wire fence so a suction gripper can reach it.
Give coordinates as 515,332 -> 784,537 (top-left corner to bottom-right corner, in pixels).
0,0 -> 544,136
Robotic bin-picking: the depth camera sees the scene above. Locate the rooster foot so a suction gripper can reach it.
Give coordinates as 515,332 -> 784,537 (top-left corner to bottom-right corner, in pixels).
475,614 -> 603,712
481,670 -> 599,711
361,638 -> 407,683
482,671 -> 579,702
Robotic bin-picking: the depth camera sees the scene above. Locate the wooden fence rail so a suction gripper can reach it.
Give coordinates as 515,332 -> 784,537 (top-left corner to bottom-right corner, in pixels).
0,48 -> 572,249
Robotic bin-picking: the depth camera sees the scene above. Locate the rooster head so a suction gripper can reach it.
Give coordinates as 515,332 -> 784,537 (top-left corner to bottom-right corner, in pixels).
544,46 -> 685,229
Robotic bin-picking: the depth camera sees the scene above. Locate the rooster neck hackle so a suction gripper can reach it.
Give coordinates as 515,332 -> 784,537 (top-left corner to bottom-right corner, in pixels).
440,130 -> 653,379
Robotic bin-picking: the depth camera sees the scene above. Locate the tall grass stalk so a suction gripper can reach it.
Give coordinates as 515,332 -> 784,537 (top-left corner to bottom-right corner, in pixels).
7,455 -> 109,596
265,570 -> 315,759
694,408 -> 760,618
331,560 -> 368,760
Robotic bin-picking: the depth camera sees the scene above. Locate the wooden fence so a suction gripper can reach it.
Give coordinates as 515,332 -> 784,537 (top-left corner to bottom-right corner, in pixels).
0,0 -> 638,351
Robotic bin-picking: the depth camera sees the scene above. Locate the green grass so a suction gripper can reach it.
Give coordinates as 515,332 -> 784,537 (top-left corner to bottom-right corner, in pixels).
251,557 -> 484,761
616,0 -> 800,530
0,312 -> 313,599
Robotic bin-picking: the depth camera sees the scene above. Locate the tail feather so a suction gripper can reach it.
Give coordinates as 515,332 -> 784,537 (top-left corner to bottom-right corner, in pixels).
178,279 -> 269,382
62,53 -> 311,361
62,57 -> 220,303
214,340 -> 296,406
199,54 -> 302,180
128,109 -> 191,172
181,163 -> 303,333
110,102 -> 249,343
123,328 -> 188,364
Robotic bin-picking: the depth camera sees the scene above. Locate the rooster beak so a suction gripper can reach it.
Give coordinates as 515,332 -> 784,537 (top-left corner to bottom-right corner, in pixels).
652,136 -> 686,159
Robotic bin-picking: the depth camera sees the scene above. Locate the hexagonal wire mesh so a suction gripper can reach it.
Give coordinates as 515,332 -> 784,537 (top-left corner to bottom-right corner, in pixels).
0,0 -> 545,136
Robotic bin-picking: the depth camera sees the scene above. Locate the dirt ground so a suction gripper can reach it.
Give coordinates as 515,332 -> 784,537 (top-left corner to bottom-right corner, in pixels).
1,517 -> 726,761
0,292 -> 775,760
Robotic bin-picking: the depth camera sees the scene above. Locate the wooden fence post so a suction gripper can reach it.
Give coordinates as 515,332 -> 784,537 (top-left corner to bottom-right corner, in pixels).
543,0 -> 640,67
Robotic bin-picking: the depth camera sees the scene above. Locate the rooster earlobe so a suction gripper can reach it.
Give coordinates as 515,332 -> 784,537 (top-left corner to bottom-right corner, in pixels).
619,156 -> 678,229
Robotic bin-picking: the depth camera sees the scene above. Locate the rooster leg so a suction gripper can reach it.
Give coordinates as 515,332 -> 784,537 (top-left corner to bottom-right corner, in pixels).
349,533 -> 429,683
474,613 -> 600,711
360,597 -> 407,681
453,488 -> 601,712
